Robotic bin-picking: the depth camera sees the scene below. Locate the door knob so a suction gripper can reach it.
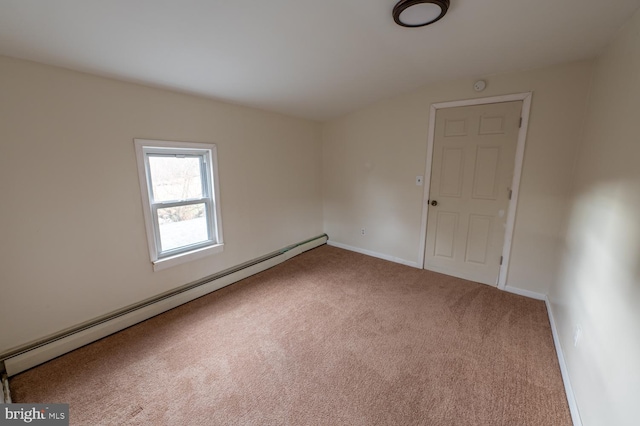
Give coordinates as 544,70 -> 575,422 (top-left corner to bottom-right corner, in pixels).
431,200 -> 438,206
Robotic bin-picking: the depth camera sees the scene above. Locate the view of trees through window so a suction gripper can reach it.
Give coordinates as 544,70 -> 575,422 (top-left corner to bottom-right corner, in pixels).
148,155 -> 209,251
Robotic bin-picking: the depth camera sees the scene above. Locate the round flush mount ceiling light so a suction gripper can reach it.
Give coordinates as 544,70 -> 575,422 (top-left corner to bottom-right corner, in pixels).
393,0 -> 450,28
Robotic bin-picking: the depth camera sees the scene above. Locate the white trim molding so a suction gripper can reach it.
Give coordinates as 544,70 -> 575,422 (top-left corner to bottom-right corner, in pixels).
327,240 -> 419,268
418,92 -> 533,291
545,296 -> 583,426
504,285 -> 546,301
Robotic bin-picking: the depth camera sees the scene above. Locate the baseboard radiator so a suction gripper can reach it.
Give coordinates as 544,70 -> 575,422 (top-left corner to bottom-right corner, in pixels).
0,235 -> 328,377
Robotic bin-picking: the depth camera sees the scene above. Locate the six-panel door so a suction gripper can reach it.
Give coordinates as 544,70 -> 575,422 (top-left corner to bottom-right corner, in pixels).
424,101 -> 522,286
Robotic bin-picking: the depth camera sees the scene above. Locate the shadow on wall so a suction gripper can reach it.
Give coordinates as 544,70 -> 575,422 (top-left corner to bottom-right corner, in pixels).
555,178 -> 640,422
364,167 -> 414,252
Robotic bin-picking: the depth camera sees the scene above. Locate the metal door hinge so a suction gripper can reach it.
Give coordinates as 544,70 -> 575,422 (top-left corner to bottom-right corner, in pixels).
508,189 -> 513,200
519,117 -> 523,128
500,256 -> 503,265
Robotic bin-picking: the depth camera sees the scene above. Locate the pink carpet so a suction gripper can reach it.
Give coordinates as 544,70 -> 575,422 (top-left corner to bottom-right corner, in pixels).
10,245 -> 571,425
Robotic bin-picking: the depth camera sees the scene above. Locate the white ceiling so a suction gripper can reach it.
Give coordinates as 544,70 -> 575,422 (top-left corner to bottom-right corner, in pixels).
1,0 -> 639,121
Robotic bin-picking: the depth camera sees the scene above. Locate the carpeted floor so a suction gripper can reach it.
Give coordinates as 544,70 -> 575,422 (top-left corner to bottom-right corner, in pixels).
10,245 -> 571,425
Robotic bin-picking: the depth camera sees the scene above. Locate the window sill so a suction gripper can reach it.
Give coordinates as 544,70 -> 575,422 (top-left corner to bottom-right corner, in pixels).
152,243 -> 224,272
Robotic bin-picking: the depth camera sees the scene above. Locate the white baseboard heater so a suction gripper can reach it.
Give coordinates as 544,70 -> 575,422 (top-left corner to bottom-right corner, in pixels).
0,235 -> 328,377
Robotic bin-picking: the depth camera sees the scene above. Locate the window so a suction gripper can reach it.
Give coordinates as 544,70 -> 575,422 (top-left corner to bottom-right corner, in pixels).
134,139 -> 223,271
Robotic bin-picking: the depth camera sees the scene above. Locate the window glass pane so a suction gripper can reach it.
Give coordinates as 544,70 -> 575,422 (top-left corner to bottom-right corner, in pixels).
157,204 -> 209,252
149,156 -> 203,202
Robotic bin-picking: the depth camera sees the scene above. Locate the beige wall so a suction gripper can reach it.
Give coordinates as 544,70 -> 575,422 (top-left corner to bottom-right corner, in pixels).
550,9 -> 640,426
322,61 -> 593,294
0,56 -> 323,353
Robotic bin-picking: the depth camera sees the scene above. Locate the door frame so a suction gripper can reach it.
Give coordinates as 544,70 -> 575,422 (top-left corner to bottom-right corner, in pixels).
417,92 -> 532,289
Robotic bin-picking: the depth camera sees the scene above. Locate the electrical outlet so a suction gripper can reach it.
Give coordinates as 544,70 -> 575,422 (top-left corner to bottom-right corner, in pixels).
361,228 -> 366,236
573,324 -> 582,347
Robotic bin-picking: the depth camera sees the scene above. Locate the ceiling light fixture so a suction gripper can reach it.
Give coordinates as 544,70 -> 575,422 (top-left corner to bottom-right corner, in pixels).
393,0 -> 450,28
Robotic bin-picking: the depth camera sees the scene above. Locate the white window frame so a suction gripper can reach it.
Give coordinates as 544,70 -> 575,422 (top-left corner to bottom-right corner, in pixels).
134,139 -> 224,271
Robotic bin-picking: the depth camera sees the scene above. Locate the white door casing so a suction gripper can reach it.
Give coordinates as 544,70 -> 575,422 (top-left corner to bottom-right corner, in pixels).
418,93 -> 532,289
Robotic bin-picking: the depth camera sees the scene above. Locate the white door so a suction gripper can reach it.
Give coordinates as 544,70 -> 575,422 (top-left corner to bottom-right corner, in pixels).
424,101 -> 522,286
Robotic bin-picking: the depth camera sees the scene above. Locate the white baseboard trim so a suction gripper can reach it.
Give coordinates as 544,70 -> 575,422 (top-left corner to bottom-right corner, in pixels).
504,285 -> 546,301
326,240 -> 419,268
545,296 -> 582,426
2,235 -> 327,377
502,285 -> 581,425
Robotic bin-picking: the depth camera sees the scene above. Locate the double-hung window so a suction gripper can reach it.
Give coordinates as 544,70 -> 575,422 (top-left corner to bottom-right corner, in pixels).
134,139 -> 223,270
